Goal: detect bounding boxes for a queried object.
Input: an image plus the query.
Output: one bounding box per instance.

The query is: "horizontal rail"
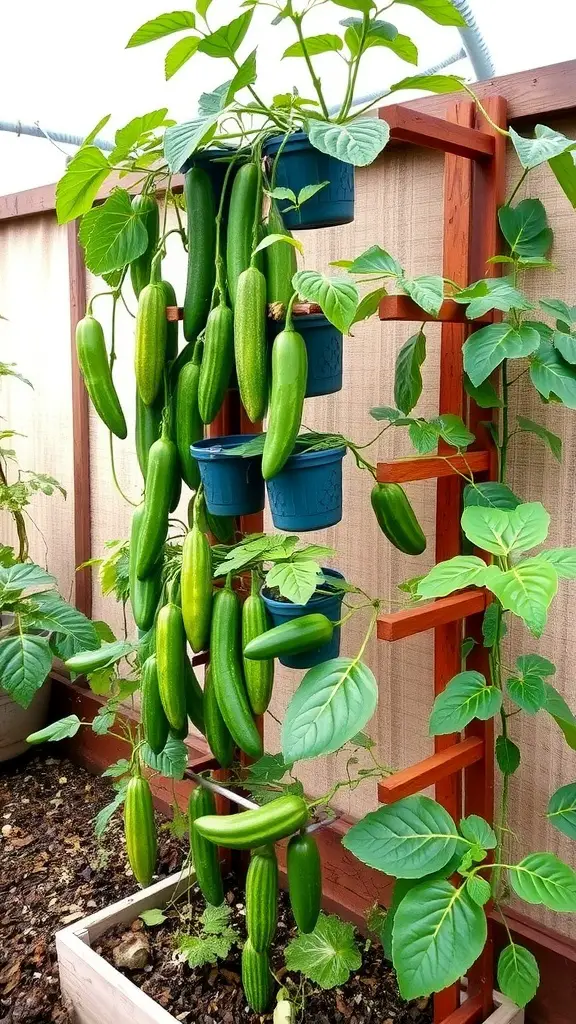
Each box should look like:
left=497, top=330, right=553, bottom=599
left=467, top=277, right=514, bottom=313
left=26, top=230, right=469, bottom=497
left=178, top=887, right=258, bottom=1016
left=377, top=737, right=484, bottom=802
left=437, top=994, right=485, bottom=1024
left=384, top=104, right=495, bottom=160
left=191, top=651, right=209, bottom=667
left=377, top=590, right=487, bottom=642
left=167, top=303, right=323, bottom=323
left=376, top=451, right=490, bottom=484
left=379, top=295, right=493, bottom=324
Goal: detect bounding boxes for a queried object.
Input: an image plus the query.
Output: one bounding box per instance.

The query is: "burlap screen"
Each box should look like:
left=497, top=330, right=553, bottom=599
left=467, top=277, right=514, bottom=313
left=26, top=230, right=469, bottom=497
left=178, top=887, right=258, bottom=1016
left=1, top=119, right=576, bottom=937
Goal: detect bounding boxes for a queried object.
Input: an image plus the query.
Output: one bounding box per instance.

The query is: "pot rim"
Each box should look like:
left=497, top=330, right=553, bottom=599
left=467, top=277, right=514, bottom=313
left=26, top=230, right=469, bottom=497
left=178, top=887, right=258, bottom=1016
left=191, top=434, right=263, bottom=460
left=261, top=567, right=345, bottom=608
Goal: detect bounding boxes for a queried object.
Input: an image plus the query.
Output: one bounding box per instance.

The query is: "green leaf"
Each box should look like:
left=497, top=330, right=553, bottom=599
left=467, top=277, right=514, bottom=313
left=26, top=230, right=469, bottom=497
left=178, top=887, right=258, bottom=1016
left=394, top=0, right=466, bottom=25
left=196, top=0, right=213, bottom=18
left=352, top=286, right=388, bottom=325
left=253, top=233, right=304, bottom=257
left=95, top=786, right=126, bottom=839
left=508, top=852, right=576, bottom=911
left=56, top=146, right=110, bottom=223
left=292, top=270, right=359, bottom=333
left=431, top=413, right=474, bottom=449
left=344, top=18, right=397, bottom=58
left=297, top=181, right=330, bottom=206
left=553, top=329, right=576, bottom=365
left=510, top=124, right=575, bottom=170
left=307, top=118, right=390, bottom=167
left=393, top=879, right=486, bottom=999
left=226, top=48, right=257, bottom=101
left=394, top=331, right=426, bottom=415
left=330, top=0, right=376, bottom=11
left=506, top=675, right=547, bottom=715
left=517, top=416, right=562, bottom=461
left=31, top=592, right=98, bottom=650
left=108, top=109, right=170, bottom=163
left=178, top=932, right=235, bottom=968
left=142, top=734, right=188, bottom=779
left=517, top=653, right=555, bottom=677
left=463, top=482, right=521, bottom=510
left=285, top=913, right=361, bottom=989
left=417, top=556, right=489, bottom=599
left=466, top=875, right=491, bottom=906
left=284, top=34, right=343, bottom=58
left=102, top=758, right=131, bottom=778
left=496, top=735, right=521, bottom=775
left=461, top=502, right=550, bottom=557
left=127, top=11, right=196, bottom=46
left=83, top=114, right=112, bottom=147
left=530, top=338, right=576, bottom=408
left=547, top=783, right=576, bottom=840
left=198, top=81, right=232, bottom=116
left=498, top=199, right=552, bottom=258
left=538, top=547, right=576, bottom=579
left=463, top=374, right=503, bottom=409
left=0, top=562, right=55, bottom=600
left=484, top=560, right=557, bottom=636
left=401, top=275, right=444, bottom=317
left=282, top=657, right=378, bottom=762
left=429, top=671, right=501, bottom=736
left=539, top=297, right=576, bottom=327
left=92, top=709, right=115, bottom=735
left=544, top=684, right=576, bottom=750
left=0, top=634, right=52, bottom=709
left=348, top=245, right=402, bottom=277
left=369, top=405, right=401, bottom=421
left=463, top=323, right=540, bottom=386
left=497, top=944, right=540, bottom=1008
left=164, top=113, right=220, bottom=172
left=265, top=560, right=321, bottom=605
left=197, top=11, right=253, bottom=57
left=389, top=73, right=465, bottom=94
left=79, top=188, right=148, bottom=275
left=481, top=603, right=505, bottom=648
left=549, top=149, right=576, bottom=207
left=165, top=35, right=200, bottom=79
left=343, top=794, right=462, bottom=878
left=27, top=714, right=81, bottom=745
left=455, top=277, right=533, bottom=320
left=459, top=815, right=497, bottom=850
left=408, top=419, right=441, bottom=454
left=140, top=908, right=167, bottom=927
left=266, top=186, right=297, bottom=203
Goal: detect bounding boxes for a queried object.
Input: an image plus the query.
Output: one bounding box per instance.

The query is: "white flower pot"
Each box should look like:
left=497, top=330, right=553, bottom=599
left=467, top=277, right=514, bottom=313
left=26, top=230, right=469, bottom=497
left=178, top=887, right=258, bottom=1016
left=0, top=681, right=51, bottom=762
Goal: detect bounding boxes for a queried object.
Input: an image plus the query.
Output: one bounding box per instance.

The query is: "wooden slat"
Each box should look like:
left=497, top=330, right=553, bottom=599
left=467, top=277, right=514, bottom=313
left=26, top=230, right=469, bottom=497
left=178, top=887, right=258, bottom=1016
left=377, top=737, right=484, bottom=802
left=191, top=651, right=209, bottom=667
left=377, top=451, right=489, bottom=484
left=186, top=755, right=219, bottom=774
left=377, top=591, right=487, bottom=642
left=378, top=295, right=493, bottom=324
left=437, top=995, right=484, bottom=1024
left=384, top=104, right=494, bottom=159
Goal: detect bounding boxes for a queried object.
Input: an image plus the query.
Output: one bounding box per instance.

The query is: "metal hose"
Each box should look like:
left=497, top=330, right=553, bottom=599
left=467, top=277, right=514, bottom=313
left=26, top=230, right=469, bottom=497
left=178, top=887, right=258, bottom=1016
left=451, top=0, right=495, bottom=80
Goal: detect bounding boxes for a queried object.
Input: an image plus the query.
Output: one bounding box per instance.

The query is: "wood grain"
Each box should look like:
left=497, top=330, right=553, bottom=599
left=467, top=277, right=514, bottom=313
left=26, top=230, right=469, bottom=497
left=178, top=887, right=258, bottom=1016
left=378, top=591, right=487, bottom=642
left=377, top=451, right=489, bottom=483
left=384, top=104, right=494, bottom=159
left=377, top=737, right=484, bottom=802
left=379, top=295, right=493, bottom=324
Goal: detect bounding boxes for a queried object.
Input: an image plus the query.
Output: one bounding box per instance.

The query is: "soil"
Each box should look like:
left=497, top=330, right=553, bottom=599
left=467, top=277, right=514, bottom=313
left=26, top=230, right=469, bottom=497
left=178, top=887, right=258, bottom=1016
left=0, top=751, right=183, bottom=1024
left=98, top=877, right=433, bottom=1024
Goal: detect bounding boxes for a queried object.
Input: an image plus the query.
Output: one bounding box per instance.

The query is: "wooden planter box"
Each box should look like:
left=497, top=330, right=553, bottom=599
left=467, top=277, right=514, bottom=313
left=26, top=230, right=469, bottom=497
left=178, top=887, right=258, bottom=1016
left=56, top=871, right=525, bottom=1024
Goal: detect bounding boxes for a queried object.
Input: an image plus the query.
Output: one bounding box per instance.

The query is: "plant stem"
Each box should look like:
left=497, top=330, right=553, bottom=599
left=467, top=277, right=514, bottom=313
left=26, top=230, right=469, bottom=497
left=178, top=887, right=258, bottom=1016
left=339, top=16, right=370, bottom=122
left=290, top=14, right=330, bottom=118
left=461, top=85, right=511, bottom=138
left=500, top=360, right=510, bottom=482
left=506, top=168, right=530, bottom=206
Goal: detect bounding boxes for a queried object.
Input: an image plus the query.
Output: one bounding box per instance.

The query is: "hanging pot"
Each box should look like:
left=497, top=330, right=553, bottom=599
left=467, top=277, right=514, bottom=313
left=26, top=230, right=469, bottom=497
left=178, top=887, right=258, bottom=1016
left=191, top=435, right=265, bottom=517
left=269, top=314, right=343, bottom=397
left=261, top=568, right=345, bottom=669
left=263, top=131, right=354, bottom=230
left=266, top=446, right=346, bottom=531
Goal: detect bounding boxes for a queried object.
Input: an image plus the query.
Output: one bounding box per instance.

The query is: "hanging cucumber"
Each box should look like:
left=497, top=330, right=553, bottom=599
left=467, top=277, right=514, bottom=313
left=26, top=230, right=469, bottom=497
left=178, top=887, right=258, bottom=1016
left=371, top=482, right=427, bottom=555
left=183, top=167, right=216, bottom=341
left=206, top=509, right=236, bottom=544
left=194, top=795, right=308, bottom=849
left=129, top=503, right=162, bottom=631
left=242, top=573, right=274, bottom=714
left=75, top=315, right=127, bottom=439
left=156, top=594, right=187, bottom=733
left=204, top=665, right=235, bottom=769
left=189, top=785, right=224, bottom=906
left=198, top=302, right=234, bottom=425
left=124, top=776, right=157, bottom=887
left=244, top=614, right=333, bottom=661
left=130, top=194, right=160, bottom=299
left=262, top=323, right=307, bottom=480
left=181, top=494, right=213, bottom=652
left=135, top=255, right=168, bottom=406
left=287, top=831, right=322, bottom=933
left=226, top=162, right=260, bottom=307
left=264, top=204, right=297, bottom=315
left=184, top=657, right=205, bottom=734
left=136, top=425, right=177, bottom=579
left=234, top=265, right=268, bottom=423
left=135, top=390, right=162, bottom=481
left=210, top=578, right=263, bottom=760
left=246, top=846, right=278, bottom=952
left=175, top=341, right=203, bottom=490
left=141, top=654, right=169, bottom=755
left=242, top=940, right=274, bottom=1014
left=162, top=280, right=179, bottom=363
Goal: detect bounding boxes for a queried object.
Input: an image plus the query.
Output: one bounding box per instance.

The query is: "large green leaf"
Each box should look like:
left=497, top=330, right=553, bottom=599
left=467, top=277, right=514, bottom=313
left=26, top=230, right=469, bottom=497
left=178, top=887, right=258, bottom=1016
left=31, top=592, right=99, bottom=651
left=394, top=331, right=426, bottom=414
left=165, top=36, right=200, bottom=79
left=506, top=674, right=546, bottom=715
left=352, top=286, right=388, bottom=324
left=539, top=297, right=576, bottom=328
left=79, top=188, right=148, bottom=275
left=198, top=11, right=253, bottom=57
left=265, top=560, right=321, bottom=605
left=538, top=547, right=576, bottom=578
left=459, top=814, right=497, bottom=850
left=389, top=73, right=465, bottom=94
left=417, top=556, right=489, bottom=599
left=307, top=118, right=390, bottom=167
left=463, top=482, right=521, bottom=510
left=463, top=374, right=503, bottom=409
left=408, top=418, right=442, bottom=454
left=344, top=18, right=397, bottom=58
left=284, top=914, right=361, bottom=988
left=517, top=416, right=562, bottom=461
left=461, top=502, right=550, bottom=557
left=553, top=329, right=576, bottom=365
left=226, top=48, right=257, bottom=101
left=393, top=0, right=467, bottom=25
left=282, top=657, right=378, bottom=762
left=544, top=684, right=576, bottom=750
left=126, top=11, right=196, bottom=46
left=497, top=944, right=540, bottom=1008
left=496, top=735, right=521, bottom=775
left=27, top=714, right=82, bottom=745
left=549, top=149, right=576, bottom=208
left=547, top=783, right=576, bottom=840
left=284, top=34, right=343, bottom=58
left=401, top=275, right=444, bottom=317
left=463, top=323, right=540, bottom=386
left=198, top=81, right=232, bottom=116
left=55, top=146, right=111, bottom=224
left=108, top=109, right=171, bottom=163
left=292, top=270, right=358, bottom=333
left=431, top=413, right=474, bottom=449
left=530, top=339, right=576, bottom=408
left=0, top=562, right=55, bottom=601
left=142, top=734, right=188, bottom=779
left=429, top=671, right=501, bottom=735
left=510, top=125, right=575, bottom=170
left=0, top=634, right=52, bottom=709
left=393, top=880, right=486, bottom=998
left=348, top=245, right=402, bottom=277
left=508, top=852, right=576, bottom=911
left=343, top=795, right=462, bottom=878
left=483, top=560, right=558, bottom=637
left=455, top=277, right=533, bottom=319
left=498, top=199, right=553, bottom=259
left=164, top=113, right=220, bottom=172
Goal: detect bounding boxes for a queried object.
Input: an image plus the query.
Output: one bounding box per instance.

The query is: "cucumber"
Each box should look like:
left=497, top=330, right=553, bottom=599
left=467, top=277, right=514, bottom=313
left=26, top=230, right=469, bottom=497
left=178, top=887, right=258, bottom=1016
left=242, top=574, right=274, bottom=714
left=136, top=432, right=177, bottom=579
left=204, top=666, right=235, bottom=769
left=134, top=257, right=168, bottom=407
left=135, top=390, right=162, bottom=481
left=130, top=195, right=160, bottom=299
left=234, top=265, right=268, bottom=423
left=181, top=503, right=213, bottom=652
left=189, top=785, right=224, bottom=906
left=183, top=167, right=216, bottom=341
left=242, top=939, right=274, bottom=1013
left=156, top=601, right=187, bottom=732
left=371, top=482, right=427, bottom=555
left=185, top=657, right=205, bottom=734
left=206, top=509, right=236, bottom=544
left=287, top=832, right=322, bottom=933
left=198, top=302, right=234, bottom=425
left=243, top=613, right=333, bottom=661
left=264, top=203, right=297, bottom=315
left=210, top=580, right=263, bottom=760
left=194, top=795, right=308, bottom=849
left=162, top=279, right=179, bottom=363
left=75, top=315, right=127, bottom=440
left=175, top=344, right=203, bottom=490
left=141, top=655, right=170, bottom=755
left=262, top=328, right=307, bottom=480
left=246, top=846, right=278, bottom=952
left=129, top=503, right=163, bottom=631
left=226, top=162, right=260, bottom=307
left=124, top=776, right=157, bottom=887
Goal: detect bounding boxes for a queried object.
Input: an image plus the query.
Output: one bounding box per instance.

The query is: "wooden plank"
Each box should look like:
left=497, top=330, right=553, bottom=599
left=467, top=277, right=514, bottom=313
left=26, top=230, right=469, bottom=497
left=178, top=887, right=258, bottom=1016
left=384, top=104, right=494, bottom=159
left=377, top=737, right=484, bottom=802
left=378, top=591, right=487, bottom=642
left=67, top=221, right=92, bottom=617
left=379, top=295, right=493, bottom=324
left=377, top=451, right=489, bottom=483
left=439, top=996, right=485, bottom=1024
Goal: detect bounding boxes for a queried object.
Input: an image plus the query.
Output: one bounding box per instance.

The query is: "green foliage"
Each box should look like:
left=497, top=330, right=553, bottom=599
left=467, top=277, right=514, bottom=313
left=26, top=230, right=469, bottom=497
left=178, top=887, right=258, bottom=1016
left=95, top=781, right=127, bottom=840
left=27, top=715, right=82, bottom=744
left=509, top=124, right=575, bottom=170
left=498, top=199, right=553, bottom=259
left=284, top=914, right=361, bottom=989
left=79, top=188, right=149, bottom=275
left=394, top=332, right=426, bottom=415
left=176, top=901, right=240, bottom=968
left=508, top=853, right=576, bottom=911
left=292, top=270, right=359, bottom=333
left=529, top=338, right=576, bottom=408
left=142, top=733, right=188, bottom=779
left=461, top=502, right=550, bottom=557
left=547, top=782, right=576, bottom=840
left=307, top=118, right=390, bottom=167
left=496, top=736, right=521, bottom=775
left=126, top=11, right=196, bottom=47
left=429, top=671, right=502, bottom=735
left=139, top=908, right=167, bottom=927
left=497, top=944, right=540, bottom=1008
left=463, top=322, right=540, bottom=386
left=56, top=146, right=111, bottom=223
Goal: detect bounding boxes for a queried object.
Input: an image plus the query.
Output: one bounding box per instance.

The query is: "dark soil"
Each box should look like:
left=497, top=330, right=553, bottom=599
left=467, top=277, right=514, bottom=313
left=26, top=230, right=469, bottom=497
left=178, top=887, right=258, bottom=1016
left=0, top=752, right=183, bottom=1024
left=98, top=878, right=432, bottom=1024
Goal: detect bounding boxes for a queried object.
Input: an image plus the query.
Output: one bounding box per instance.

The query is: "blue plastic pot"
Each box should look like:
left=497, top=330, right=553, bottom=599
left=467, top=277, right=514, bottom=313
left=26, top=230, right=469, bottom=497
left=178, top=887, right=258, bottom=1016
left=263, top=132, right=354, bottom=230
left=269, top=314, right=343, bottom=397
left=261, top=568, right=345, bottom=669
left=266, top=446, right=346, bottom=532
left=191, top=435, right=264, bottom=517
left=180, top=147, right=241, bottom=200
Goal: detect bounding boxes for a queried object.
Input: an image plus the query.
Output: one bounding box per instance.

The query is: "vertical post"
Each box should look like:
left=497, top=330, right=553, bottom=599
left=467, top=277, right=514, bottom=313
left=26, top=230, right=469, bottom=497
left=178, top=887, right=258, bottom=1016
left=67, top=220, right=92, bottom=617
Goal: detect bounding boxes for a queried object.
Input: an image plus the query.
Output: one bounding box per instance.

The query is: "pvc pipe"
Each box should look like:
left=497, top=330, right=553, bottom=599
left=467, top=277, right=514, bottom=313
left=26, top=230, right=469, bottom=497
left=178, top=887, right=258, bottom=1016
left=451, top=0, right=495, bottom=80
left=0, top=119, right=114, bottom=151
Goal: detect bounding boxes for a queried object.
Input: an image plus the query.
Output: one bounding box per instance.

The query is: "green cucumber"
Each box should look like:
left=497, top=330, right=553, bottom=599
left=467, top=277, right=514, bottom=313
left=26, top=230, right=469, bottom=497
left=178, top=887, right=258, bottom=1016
left=130, top=195, right=160, bottom=299
left=189, top=785, right=224, bottom=906
left=287, top=832, right=322, bottom=933
left=175, top=343, right=203, bottom=490
left=198, top=302, right=234, bottom=425
left=75, top=315, right=127, bottom=440
left=234, top=265, right=268, bottom=423
left=244, top=613, right=333, bottom=661
left=183, top=167, right=216, bottom=341
left=124, top=776, right=157, bottom=887
left=242, top=574, right=274, bottom=714
left=264, top=203, right=297, bottom=315
left=226, top=162, right=260, bottom=307
left=246, top=846, right=278, bottom=952
left=135, top=390, right=162, bottom=481
left=134, top=256, right=167, bottom=407
left=185, top=657, right=205, bottom=734
left=204, top=665, right=235, bottom=769
left=162, top=280, right=179, bottom=363
left=129, top=503, right=163, bottom=631
left=136, top=430, right=177, bottom=579
left=181, top=500, right=213, bottom=652
left=371, top=482, right=427, bottom=555
left=194, top=795, right=308, bottom=849
left=140, top=655, right=170, bottom=756
left=156, top=600, right=187, bottom=732
left=242, top=939, right=274, bottom=1014
left=210, top=579, right=263, bottom=760
left=262, top=328, right=307, bottom=480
